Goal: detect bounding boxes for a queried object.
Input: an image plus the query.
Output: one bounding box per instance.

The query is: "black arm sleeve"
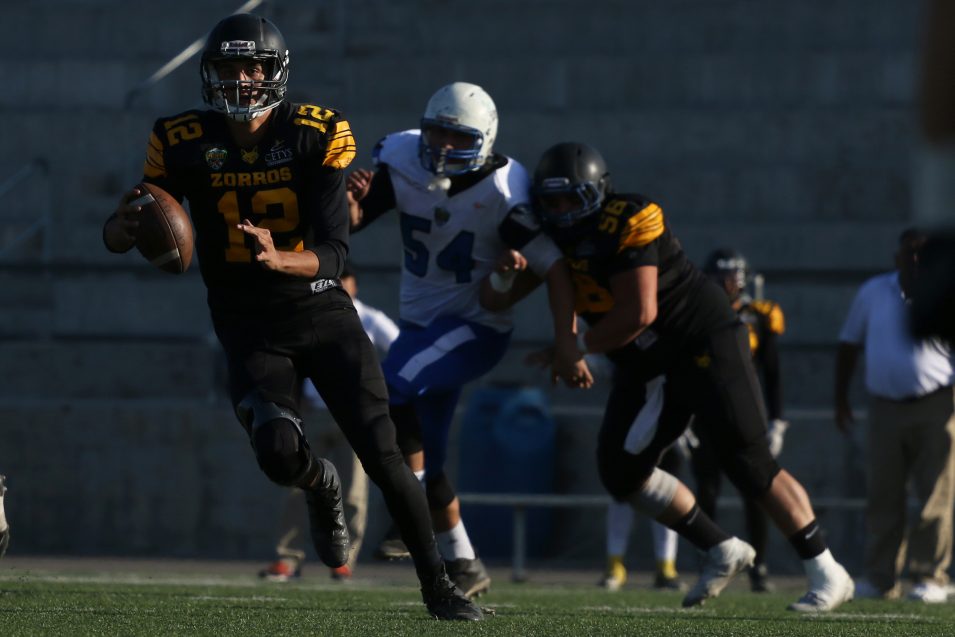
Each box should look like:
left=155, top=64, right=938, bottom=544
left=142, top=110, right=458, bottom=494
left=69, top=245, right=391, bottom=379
left=351, top=164, right=398, bottom=233
left=756, top=323, right=783, bottom=420
left=303, top=166, right=349, bottom=279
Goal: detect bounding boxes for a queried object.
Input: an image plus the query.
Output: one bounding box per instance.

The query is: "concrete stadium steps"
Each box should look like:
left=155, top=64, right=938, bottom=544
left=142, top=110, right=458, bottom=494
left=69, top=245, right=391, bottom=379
left=341, top=0, right=919, bottom=55
left=0, top=396, right=868, bottom=567
left=0, top=399, right=278, bottom=556
left=0, top=340, right=220, bottom=400
left=0, top=267, right=209, bottom=338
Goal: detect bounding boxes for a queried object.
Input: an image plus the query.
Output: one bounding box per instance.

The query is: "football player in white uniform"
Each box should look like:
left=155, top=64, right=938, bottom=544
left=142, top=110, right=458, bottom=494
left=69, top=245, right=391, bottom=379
left=348, top=82, right=588, bottom=597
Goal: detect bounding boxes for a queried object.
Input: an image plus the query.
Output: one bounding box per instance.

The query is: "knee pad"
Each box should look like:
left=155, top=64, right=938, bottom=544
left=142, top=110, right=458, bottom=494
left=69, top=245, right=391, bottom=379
left=627, top=467, right=679, bottom=518
left=424, top=471, right=456, bottom=510
left=238, top=392, right=314, bottom=487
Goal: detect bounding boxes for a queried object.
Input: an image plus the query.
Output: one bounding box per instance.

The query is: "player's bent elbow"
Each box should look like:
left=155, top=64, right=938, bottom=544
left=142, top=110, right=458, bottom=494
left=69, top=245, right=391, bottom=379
left=638, top=305, right=658, bottom=329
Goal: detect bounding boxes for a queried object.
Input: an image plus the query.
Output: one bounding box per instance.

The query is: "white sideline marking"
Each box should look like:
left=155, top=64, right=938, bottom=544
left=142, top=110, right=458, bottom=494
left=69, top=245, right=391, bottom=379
left=581, top=605, right=941, bottom=623
left=0, top=572, right=375, bottom=591
left=190, top=595, right=287, bottom=603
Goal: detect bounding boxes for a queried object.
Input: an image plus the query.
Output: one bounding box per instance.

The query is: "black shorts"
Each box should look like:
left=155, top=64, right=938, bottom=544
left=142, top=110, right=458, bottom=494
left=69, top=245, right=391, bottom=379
left=597, top=323, right=780, bottom=499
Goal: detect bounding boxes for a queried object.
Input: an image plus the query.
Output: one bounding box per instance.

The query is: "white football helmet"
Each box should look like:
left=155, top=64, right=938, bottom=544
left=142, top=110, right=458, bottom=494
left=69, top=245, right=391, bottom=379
left=418, top=82, right=498, bottom=176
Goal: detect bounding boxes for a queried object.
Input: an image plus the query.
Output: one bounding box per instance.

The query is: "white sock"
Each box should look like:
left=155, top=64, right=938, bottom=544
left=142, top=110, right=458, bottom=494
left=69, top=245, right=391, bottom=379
left=436, top=520, right=476, bottom=561
left=651, top=521, right=678, bottom=562
left=606, top=502, right=634, bottom=557
left=0, top=481, right=6, bottom=531
left=803, top=549, right=839, bottom=584
left=413, top=470, right=425, bottom=488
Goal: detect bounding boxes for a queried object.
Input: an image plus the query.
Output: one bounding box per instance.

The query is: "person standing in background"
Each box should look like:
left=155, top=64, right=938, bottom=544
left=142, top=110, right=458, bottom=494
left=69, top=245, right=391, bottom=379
left=835, top=228, right=955, bottom=603
left=689, top=249, right=788, bottom=592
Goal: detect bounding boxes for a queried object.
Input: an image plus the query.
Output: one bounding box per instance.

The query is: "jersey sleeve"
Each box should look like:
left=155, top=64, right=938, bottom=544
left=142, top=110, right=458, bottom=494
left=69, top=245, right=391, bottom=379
left=293, top=106, right=355, bottom=277
left=752, top=300, right=785, bottom=335
left=608, top=200, right=666, bottom=273
left=292, top=104, right=357, bottom=169
left=141, top=118, right=187, bottom=202
left=498, top=206, right=561, bottom=277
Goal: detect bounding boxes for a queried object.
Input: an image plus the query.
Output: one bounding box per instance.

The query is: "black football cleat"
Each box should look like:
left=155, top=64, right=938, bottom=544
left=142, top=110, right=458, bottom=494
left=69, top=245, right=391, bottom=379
left=373, top=523, right=411, bottom=561
left=421, top=569, right=484, bottom=621
left=305, top=458, right=349, bottom=568
left=445, top=556, right=491, bottom=598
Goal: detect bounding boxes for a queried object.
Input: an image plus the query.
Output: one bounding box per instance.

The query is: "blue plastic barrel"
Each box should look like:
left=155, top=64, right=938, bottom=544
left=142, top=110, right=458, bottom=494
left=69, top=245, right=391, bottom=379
left=457, top=386, right=555, bottom=558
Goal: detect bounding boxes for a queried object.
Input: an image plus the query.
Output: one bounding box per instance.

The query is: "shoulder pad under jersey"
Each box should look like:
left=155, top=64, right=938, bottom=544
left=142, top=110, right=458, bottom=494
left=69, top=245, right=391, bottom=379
left=291, top=103, right=357, bottom=169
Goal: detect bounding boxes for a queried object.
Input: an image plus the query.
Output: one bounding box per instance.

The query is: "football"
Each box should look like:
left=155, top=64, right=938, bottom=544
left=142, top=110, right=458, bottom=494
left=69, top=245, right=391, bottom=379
left=131, top=182, right=193, bottom=274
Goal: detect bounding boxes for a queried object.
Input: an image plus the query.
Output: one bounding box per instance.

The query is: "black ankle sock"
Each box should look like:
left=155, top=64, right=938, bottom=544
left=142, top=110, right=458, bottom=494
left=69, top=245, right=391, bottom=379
left=670, top=504, right=731, bottom=551
left=788, top=520, right=826, bottom=560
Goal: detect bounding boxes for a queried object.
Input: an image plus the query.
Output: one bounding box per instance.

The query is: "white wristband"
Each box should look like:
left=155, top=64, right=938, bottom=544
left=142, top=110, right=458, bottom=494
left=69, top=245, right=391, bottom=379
left=576, top=331, right=589, bottom=354
left=489, top=270, right=516, bottom=293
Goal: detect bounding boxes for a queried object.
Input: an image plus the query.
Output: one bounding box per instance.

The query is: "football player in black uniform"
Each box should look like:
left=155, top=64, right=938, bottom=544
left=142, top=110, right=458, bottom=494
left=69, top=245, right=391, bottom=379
left=102, top=13, right=481, bottom=621
left=496, top=142, right=853, bottom=611
left=689, top=249, right=789, bottom=592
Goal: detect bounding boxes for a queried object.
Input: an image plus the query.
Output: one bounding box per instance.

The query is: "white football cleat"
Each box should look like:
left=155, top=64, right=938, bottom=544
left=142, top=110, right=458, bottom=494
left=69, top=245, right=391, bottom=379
left=788, top=551, right=854, bottom=612
left=908, top=582, right=949, bottom=604
left=682, top=538, right=756, bottom=607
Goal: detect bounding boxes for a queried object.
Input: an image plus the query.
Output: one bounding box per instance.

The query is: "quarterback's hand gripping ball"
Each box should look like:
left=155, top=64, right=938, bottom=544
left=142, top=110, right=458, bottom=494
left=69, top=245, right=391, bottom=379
left=130, top=183, right=194, bottom=274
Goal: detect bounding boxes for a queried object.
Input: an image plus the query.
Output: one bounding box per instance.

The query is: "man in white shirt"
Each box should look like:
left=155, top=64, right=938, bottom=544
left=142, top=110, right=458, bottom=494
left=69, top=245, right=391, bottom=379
left=835, top=228, right=955, bottom=603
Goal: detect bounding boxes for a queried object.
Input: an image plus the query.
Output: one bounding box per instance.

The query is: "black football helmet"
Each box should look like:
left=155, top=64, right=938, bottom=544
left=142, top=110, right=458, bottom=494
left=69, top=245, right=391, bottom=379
left=531, top=142, right=612, bottom=231
left=704, top=248, right=750, bottom=300
left=200, top=14, right=289, bottom=121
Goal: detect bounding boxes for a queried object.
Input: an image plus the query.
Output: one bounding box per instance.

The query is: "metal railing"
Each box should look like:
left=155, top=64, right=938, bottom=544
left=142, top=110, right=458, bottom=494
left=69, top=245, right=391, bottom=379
left=0, top=158, right=52, bottom=262
left=458, top=492, right=866, bottom=582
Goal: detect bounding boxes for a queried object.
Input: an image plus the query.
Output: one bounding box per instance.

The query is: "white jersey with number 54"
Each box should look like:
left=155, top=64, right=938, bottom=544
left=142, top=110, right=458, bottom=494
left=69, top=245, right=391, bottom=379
left=375, top=130, right=560, bottom=332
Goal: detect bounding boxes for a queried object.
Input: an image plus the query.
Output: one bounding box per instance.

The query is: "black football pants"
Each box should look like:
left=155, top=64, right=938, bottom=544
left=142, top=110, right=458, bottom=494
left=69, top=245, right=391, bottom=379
left=212, top=289, right=443, bottom=581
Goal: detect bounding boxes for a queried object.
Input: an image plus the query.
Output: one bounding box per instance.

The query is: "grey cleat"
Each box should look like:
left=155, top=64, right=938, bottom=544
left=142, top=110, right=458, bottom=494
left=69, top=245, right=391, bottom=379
left=373, top=522, right=411, bottom=561
left=445, top=556, right=491, bottom=599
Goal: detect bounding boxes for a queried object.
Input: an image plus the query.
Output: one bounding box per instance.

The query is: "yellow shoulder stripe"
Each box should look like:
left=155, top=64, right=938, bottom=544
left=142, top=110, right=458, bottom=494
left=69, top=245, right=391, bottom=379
left=752, top=300, right=785, bottom=334
left=143, top=131, right=166, bottom=178
left=323, top=120, right=357, bottom=169
left=619, top=203, right=664, bottom=250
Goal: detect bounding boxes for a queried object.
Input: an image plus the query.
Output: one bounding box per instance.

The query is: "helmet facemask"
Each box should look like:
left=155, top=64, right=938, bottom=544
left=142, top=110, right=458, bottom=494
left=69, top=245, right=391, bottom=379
left=418, top=120, right=487, bottom=176
left=532, top=177, right=605, bottom=230
left=201, top=41, right=288, bottom=121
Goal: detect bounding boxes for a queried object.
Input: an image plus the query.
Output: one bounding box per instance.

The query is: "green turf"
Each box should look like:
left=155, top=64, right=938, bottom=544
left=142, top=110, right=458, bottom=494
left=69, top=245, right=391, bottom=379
left=1, top=575, right=954, bottom=636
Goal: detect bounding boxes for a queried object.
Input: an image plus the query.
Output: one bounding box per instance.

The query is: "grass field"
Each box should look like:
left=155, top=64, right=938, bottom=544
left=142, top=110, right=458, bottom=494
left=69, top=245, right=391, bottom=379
left=1, top=560, right=954, bottom=636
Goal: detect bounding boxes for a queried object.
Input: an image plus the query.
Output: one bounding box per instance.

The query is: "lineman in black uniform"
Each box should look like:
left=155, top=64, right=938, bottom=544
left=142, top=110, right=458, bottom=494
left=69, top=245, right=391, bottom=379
left=690, top=249, right=789, bottom=592
left=102, top=13, right=481, bottom=621
left=496, top=142, right=852, bottom=611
